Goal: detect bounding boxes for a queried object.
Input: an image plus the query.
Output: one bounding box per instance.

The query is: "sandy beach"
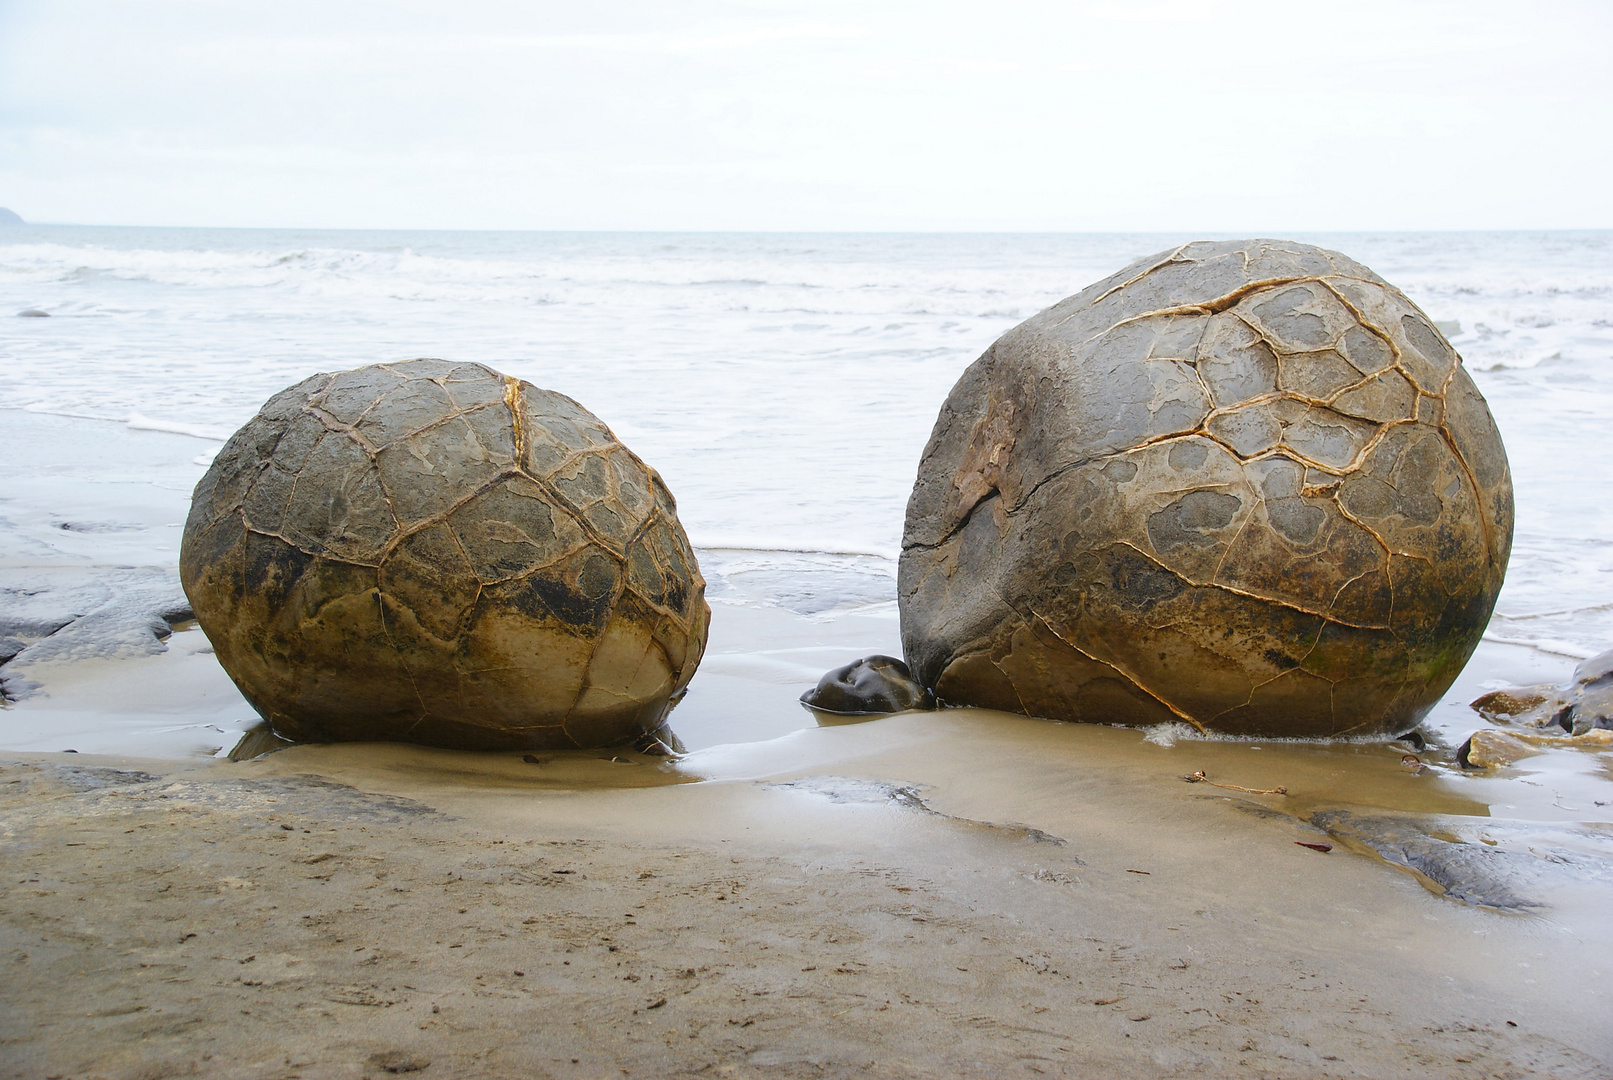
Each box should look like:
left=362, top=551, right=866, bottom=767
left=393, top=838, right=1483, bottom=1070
left=4, top=229, right=1613, bottom=1079
left=4, top=707, right=1612, bottom=1079
left=4, top=0, right=1613, bottom=1068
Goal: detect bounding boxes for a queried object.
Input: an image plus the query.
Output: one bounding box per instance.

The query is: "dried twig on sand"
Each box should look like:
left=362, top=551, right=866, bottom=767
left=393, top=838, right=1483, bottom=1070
left=1182, top=770, right=1287, bottom=796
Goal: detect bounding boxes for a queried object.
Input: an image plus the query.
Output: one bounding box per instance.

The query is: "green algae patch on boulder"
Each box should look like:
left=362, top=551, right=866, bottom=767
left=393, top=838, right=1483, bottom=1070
left=180, top=360, right=710, bottom=751
left=899, top=240, right=1512, bottom=738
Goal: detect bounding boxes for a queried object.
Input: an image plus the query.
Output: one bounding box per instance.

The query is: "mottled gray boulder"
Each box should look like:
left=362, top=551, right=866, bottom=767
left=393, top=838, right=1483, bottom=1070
left=800, top=655, right=935, bottom=715
left=181, top=360, right=710, bottom=751
left=900, top=240, right=1512, bottom=738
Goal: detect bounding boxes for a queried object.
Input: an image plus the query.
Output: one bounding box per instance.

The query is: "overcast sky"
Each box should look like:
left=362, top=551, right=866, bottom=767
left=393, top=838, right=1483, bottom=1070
left=1, top=0, right=1609, bottom=231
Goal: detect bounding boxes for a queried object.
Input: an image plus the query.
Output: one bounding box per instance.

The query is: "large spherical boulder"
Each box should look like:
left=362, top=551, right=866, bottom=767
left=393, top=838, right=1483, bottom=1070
left=900, top=240, right=1512, bottom=738
left=181, top=360, right=709, bottom=750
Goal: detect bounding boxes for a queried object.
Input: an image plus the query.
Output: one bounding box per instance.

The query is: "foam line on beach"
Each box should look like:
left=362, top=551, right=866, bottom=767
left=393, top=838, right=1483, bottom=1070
left=123, top=412, right=231, bottom=441
left=1480, top=632, right=1598, bottom=660
left=14, top=404, right=230, bottom=444
left=692, top=539, right=899, bottom=561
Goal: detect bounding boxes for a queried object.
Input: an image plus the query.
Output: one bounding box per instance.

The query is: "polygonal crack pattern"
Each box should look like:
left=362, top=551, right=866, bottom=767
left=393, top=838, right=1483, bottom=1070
left=179, top=359, right=710, bottom=751
left=899, top=240, right=1512, bottom=738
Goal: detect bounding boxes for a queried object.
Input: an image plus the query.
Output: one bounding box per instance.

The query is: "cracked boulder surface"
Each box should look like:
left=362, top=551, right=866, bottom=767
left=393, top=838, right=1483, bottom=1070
left=900, top=240, right=1512, bottom=738
left=179, top=360, right=710, bottom=751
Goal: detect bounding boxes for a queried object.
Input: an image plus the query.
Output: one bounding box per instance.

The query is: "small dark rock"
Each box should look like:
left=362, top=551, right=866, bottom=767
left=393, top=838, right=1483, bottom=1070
left=367, top=1050, right=430, bottom=1073
left=1470, top=688, right=1552, bottom=722
left=1395, top=728, right=1427, bottom=752
left=227, top=723, right=295, bottom=762
left=800, top=655, right=935, bottom=716
left=1472, top=647, right=1613, bottom=735
left=632, top=722, right=687, bottom=756
left=16, top=308, right=49, bottom=318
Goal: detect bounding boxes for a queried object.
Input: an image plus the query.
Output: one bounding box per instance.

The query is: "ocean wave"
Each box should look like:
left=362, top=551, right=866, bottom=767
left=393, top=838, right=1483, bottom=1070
left=0, top=237, right=1130, bottom=318
left=13, top=403, right=232, bottom=443
left=697, top=545, right=897, bottom=620
left=124, top=413, right=230, bottom=441
left=693, top=539, right=898, bottom=561
left=1480, top=633, right=1598, bottom=660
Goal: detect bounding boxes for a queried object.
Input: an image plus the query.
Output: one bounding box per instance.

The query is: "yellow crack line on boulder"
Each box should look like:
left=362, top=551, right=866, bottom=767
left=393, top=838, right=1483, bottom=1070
left=1328, top=492, right=1434, bottom=566
left=503, top=376, right=528, bottom=462
left=1434, top=420, right=1501, bottom=572
left=1077, top=243, right=1193, bottom=312
left=369, top=585, right=433, bottom=736
left=1208, top=484, right=1261, bottom=586
left=1071, top=272, right=1385, bottom=344
left=1105, top=539, right=1392, bottom=632
left=1019, top=604, right=1208, bottom=735
left=1313, top=278, right=1453, bottom=397
left=1205, top=620, right=1333, bottom=731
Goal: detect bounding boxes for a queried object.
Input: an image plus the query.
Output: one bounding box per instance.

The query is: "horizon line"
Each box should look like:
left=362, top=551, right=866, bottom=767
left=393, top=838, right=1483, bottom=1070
left=4, top=220, right=1612, bottom=236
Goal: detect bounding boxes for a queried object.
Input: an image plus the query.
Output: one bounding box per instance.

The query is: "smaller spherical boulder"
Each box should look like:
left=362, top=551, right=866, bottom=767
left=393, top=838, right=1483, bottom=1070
left=181, top=360, right=709, bottom=751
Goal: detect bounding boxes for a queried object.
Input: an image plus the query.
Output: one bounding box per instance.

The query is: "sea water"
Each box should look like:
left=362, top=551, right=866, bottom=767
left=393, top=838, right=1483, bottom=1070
left=3, top=227, right=1612, bottom=670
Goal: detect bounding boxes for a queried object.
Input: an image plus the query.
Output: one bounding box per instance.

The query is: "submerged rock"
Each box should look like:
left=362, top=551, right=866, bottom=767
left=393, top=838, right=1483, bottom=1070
left=1460, top=648, right=1613, bottom=767
left=800, top=655, right=935, bottom=715
left=1456, top=728, right=1612, bottom=769
left=1472, top=647, right=1613, bottom=735
left=899, top=240, right=1512, bottom=738
left=0, top=567, right=193, bottom=701
left=1468, top=687, right=1552, bottom=723
left=180, top=360, right=710, bottom=751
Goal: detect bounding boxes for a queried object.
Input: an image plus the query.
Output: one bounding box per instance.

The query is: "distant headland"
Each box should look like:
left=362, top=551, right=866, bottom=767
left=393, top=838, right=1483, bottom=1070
left=0, top=207, right=24, bottom=225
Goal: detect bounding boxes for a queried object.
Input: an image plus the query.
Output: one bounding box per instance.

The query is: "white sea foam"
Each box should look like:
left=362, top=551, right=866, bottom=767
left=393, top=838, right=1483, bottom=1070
left=2, top=227, right=1610, bottom=657
left=124, top=413, right=231, bottom=441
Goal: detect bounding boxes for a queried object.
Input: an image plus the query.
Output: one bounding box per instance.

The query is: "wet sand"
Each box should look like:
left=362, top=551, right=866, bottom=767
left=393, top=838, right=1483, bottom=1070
left=4, top=412, right=1613, bottom=1078
left=4, top=699, right=1613, bottom=1079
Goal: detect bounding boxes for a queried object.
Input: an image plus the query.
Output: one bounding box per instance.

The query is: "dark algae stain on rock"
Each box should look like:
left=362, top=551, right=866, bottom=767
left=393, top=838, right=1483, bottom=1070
left=899, top=240, right=1513, bottom=738
left=180, top=360, right=710, bottom=751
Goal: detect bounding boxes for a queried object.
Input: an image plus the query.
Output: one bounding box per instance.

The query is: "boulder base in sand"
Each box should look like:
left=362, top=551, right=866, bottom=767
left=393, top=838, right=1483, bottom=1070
left=899, top=240, right=1512, bottom=738
left=181, top=360, right=709, bottom=750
